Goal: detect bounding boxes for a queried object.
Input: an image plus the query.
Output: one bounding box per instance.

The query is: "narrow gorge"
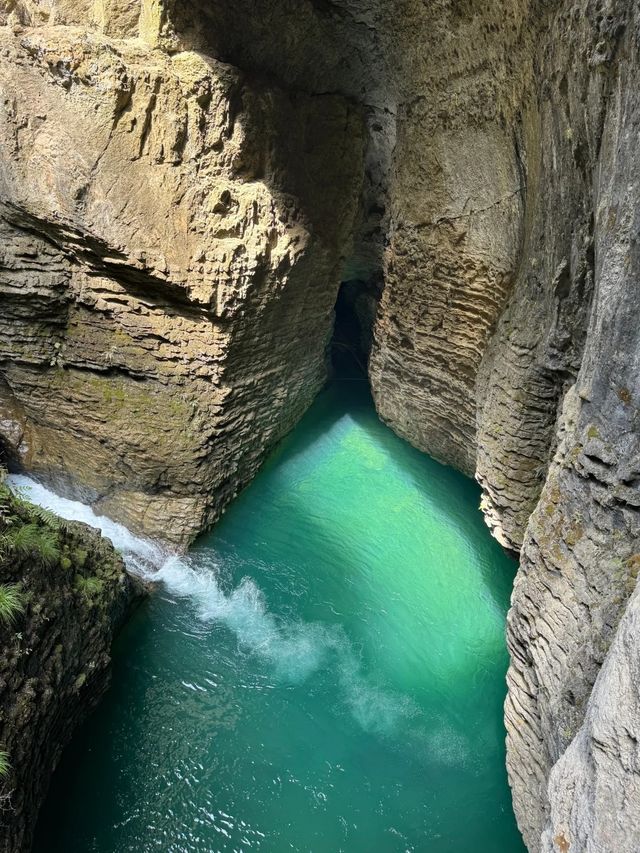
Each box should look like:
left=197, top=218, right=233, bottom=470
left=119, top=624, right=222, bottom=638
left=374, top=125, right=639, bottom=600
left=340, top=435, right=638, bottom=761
left=0, top=1, right=639, bottom=851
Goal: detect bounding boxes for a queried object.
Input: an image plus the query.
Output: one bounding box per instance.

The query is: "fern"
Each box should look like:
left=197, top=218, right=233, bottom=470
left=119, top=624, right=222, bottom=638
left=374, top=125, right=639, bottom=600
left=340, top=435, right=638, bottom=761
left=30, top=527, right=60, bottom=567
left=6, top=486, right=62, bottom=521
left=8, top=486, right=32, bottom=509
left=26, top=504, right=61, bottom=531
left=0, top=584, right=25, bottom=627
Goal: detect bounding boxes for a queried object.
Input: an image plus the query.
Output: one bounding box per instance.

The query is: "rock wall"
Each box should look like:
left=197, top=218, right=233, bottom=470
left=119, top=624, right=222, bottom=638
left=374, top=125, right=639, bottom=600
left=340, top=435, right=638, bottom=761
left=0, top=478, right=142, bottom=853
left=541, top=579, right=640, bottom=853
left=177, top=0, right=531, bottom=478
left=0, top=0, right=365, bottom=545
left=362, top=0, right=640, bottom=848
left=218, top=0, right=640, bottom=848
left=504, top=4, right=640, bottom=848
left=368, top=0, right=529, bottom=476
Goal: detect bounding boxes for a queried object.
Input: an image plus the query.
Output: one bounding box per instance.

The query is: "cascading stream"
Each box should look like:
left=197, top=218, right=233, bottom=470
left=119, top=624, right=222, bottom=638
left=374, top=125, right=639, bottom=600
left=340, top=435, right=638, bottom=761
left=12, top=383, right=524, bottom=852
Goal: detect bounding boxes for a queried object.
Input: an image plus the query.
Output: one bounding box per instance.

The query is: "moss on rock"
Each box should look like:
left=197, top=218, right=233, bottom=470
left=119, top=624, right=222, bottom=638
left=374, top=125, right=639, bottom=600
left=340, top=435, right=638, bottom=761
left=0, top=475, right=144, bottom=853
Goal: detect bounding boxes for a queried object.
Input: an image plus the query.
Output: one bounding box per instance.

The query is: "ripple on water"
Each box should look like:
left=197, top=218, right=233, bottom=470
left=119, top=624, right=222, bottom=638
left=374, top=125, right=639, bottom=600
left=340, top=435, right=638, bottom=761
left=18, top=383, right=524, bottom=853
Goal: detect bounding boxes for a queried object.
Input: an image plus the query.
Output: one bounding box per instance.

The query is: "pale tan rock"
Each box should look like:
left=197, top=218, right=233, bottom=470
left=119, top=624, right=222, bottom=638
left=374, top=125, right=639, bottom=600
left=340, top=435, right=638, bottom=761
left=368, top=0, right=530, bottom=476
left=0, top=13, right=364, bottom=544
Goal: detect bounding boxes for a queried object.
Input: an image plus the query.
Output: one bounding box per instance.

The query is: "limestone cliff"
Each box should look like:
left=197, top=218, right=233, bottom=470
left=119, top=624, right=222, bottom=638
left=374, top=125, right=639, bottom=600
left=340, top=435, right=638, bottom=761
left=541, top=579, right=640, bottom=853
left=489, top=5, right=640, bottom=851
left=0, top=477, right=142, bottom=853
left=168, top=1, right=529, bottom=479
left=0, top=0, right=364, bottom=545
left=367, top=0, right=640, bottom=846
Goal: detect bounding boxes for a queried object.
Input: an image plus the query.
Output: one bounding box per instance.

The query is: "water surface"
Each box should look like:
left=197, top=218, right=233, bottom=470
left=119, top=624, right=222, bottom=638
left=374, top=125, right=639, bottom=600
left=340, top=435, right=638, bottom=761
left=31, top=383, right=524, bottom=852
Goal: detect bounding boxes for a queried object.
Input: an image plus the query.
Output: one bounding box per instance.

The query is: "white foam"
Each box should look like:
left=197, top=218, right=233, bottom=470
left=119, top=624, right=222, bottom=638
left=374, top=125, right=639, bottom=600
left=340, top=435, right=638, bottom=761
left=6, top=474, right=163, bottom=572
left=155, top=553, right=332, bottom=683
left=7, top=474, right=417, bottom=734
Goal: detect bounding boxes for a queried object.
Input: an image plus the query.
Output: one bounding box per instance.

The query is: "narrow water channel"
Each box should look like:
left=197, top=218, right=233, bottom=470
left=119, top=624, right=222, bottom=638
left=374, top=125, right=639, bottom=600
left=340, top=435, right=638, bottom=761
left=26, top=382, right=524, bottom=852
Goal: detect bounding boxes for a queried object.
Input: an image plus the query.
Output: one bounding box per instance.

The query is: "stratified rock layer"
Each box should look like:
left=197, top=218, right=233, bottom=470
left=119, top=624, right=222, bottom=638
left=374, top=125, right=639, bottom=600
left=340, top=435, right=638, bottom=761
left=368, top=0, right=528, bottom=476
left=0, top=3, right=364, bottom=545
left=504, top=4, right=640, bottom=847
left=541, top=581, right=640, bottom=853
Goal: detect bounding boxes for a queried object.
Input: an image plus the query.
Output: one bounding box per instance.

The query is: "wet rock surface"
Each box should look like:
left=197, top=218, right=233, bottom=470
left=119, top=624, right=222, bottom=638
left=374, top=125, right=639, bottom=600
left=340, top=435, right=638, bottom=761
left=0, top=480, right=143, bottom=853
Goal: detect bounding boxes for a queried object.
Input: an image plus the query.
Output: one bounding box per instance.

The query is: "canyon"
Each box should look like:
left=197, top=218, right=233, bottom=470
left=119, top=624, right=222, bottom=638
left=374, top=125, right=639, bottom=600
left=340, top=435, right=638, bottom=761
left=0, top=0, right=639, bottom=851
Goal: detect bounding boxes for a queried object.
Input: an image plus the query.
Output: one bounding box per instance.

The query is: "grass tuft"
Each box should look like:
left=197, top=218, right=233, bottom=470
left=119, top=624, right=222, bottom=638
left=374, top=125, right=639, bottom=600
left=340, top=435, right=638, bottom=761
left=0, top=750, right=10, bottom=779
left=0, top=584, right=25, bottom=627
left=0, top=524, right=60, bottom=567
left=74, top=575, right=104, bottom=600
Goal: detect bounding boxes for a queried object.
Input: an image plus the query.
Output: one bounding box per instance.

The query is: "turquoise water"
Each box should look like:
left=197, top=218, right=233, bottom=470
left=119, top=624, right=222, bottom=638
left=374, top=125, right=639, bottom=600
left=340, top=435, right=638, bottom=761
left=34, top=383, right=524, bottom=852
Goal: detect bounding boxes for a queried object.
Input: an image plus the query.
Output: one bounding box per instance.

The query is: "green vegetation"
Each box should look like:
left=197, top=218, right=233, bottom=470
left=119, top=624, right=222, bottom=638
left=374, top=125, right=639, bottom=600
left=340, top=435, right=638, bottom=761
left=0, top=479, right=62, bottom=568
left=71, top=548, right=88, bottom=569
left=0, top=523, right=60, bottom=567
left=74, top=575, right=104, bottom=600
left=0, top=583, right=25, bottom=627
left=0, top=476, right=113, bottom=621
left=0, top=750, right=10, bottom=779
left=24, top=503, right=63, bottom=531
left=5, top=487, right=66, bottom=532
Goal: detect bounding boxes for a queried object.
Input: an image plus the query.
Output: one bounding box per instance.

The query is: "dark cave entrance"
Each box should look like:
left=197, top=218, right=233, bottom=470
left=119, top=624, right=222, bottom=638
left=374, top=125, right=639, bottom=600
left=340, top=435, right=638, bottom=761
left=329, top=278, right=381, bottom=381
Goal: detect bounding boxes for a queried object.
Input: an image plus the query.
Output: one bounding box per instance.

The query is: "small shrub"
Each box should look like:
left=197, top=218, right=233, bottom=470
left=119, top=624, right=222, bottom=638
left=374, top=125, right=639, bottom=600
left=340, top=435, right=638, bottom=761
left=0, top=584, right=25, bottom=627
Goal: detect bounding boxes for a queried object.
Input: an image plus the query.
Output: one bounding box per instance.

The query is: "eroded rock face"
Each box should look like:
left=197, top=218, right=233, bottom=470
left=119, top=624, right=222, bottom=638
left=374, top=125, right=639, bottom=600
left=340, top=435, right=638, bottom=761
left=504, top=4, right=640, bottom=846
left=368, top=0, right=529, bottom=476
left=189, top=0, right=532, bottom=477
left=0, top=1, right=364, bottom=544
left=474, top=2, right=607, bottom=555
left=541, top=580, right=640, bottom=853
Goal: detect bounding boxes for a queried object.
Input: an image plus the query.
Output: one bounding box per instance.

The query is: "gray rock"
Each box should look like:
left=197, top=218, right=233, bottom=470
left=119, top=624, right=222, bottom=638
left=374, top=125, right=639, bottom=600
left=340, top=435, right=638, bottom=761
left=541, top=580, right=640, bottom=853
